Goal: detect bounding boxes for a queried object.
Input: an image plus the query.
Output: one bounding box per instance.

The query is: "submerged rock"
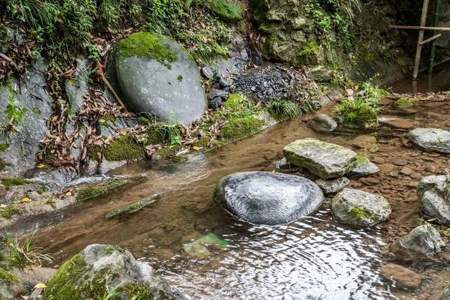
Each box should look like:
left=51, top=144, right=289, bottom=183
left=391, top=224, right=445, bottom=261
left=380, top=263, right=423, bottom=290
left=442, top=286, right=450, bottom=300
left=417, top=175, right=450, bottom=225
left=214, top=171, right=324, bottom=225
left=409, top=128, right=450, bottom=153
left=183, top=233, right=229, bottom=259
left=283, top=138, right=357, bottom=179
left=309, top=114, right=337, bottom=133
left=114, top=32, right=206, bottom=125
left=315, top=177, right=350, bottom=195
left=331, top=188, right=391, bottom=228
left=44, top=244, right=180, bottom=300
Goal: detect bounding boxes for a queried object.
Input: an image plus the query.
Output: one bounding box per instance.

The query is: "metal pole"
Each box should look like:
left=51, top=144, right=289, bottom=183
left=413, top=0, right=431, bottom=80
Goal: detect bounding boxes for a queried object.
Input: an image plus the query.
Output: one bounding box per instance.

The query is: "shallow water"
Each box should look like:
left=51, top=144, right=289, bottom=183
left=28, top=95, right=450, bottom=300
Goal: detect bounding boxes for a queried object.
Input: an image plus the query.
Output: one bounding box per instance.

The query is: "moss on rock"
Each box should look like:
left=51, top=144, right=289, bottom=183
left=1, top=177, right=30, bottom=188
left=0, top=204, right=21, bottom=219
left=205, top=0, right=243, bottom=22
left=76, top=179, right=129, bottom=202
left=349, top=206, right=374, bottom=222
left=117, top=32, right=177, bottom=68
left=220, top=114, right=264, bottom=140
left=104, top=135, right=146, bottom=162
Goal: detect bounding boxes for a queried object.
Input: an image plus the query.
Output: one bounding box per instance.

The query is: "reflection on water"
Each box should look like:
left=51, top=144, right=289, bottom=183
left=155, top=210, right=391, bottom=300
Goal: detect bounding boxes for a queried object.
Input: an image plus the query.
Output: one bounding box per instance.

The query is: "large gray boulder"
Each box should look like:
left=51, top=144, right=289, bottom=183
left=418, top=175, right=450, bottom=225
left=0, top=59, right=53, bottom=175
left=114, top=32, right=207, bottom=125
left=391, top=224, right=445, bottom=261
left=44, top=244, right=181, bottom=300
left=283, top=138, right=357, bottom=179
left=331, top=188, right=392, bottom=228
left=409, top=128, right=450, bottom=153
left=214, top=171, right=325, bottom=225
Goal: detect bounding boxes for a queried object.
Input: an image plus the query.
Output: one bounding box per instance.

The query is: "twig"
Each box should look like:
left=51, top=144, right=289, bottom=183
left=0, top=52, right=18, bottom=68
left=96, top=60, right=127, bottom=110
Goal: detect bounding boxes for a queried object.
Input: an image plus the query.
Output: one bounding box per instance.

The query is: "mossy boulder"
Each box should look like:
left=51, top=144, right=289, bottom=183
left=331, top=188, right=392, bottom=228
left=44, top=244, right=180, bottom=300
left=283, top=138, right=357, bottom=179
left=204, top=0, right=243, bottom=22
left=114, top=32, right=206, bottom=125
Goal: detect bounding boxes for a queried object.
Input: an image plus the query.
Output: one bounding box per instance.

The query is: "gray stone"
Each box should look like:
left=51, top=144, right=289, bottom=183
left=409, top=128, right=450, bottom=153
left=208, top=89, right=229, bottom=100
left=65, top=57, right=89, bottom=112
left=331, top=188, right=392, bottom=228
left=395, top=224, right=445, bottom=259
left=316, top=177, right=350, bottom=195
left=283, top=138, right=357, bottom=179
left=201, top=66, right=215, bottom=80
left=441, top=286, right=450, bottom=300
left=349, top=160, right=380, bottom=177
left=0, top=59, right=53, bottom=175
left=309, top=114, right=337, bottom=133
left=45, top=244, right=182, bottom=299
left=115, top=33, right=206, bottom=125
left=417, top=175, right=450, bottom=225
left=214, top=171, right=324, bottom=225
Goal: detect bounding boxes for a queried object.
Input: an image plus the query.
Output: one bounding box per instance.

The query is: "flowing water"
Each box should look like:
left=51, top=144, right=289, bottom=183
left=25, top=85, right=450, bottom=299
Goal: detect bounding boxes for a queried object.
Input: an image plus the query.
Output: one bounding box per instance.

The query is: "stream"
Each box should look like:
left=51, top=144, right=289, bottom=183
left=25, top=80, right=450, bottom=299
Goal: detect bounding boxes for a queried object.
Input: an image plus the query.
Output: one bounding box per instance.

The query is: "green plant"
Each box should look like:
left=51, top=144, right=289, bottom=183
left=203, top=0, right=243, bottom=22
left=336, top=97, right=378, bottom=126
left=0, top=205, right=21, bottom=219
left=146, top=123, right=183, bottom=146
left=268, top=100, right=301, bottom=120
left=5, top=236, right=53, bottom=269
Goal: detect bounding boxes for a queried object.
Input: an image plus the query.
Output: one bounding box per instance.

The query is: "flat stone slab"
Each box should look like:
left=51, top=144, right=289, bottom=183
left=283, top=138, right=357, bottom=179
left=214, top=171, right=324, bottom=225
left=417, top=175, right=450, bottom=225
left=316, top=177, right=350, bottom=195
left=409, top=128, right=450, bottom=153
left=331, top=188, right=391, bottom=228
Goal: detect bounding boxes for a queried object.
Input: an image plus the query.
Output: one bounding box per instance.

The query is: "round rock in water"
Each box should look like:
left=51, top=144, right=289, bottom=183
left=115, top=32, right=207, bottom=125
left=408, top=128, right=450, bottom=153
left=418, top=175, right=450, bottom=225
left=331, top=188, right=391, bottom=228
left=214, top=171, right=325, bottom=225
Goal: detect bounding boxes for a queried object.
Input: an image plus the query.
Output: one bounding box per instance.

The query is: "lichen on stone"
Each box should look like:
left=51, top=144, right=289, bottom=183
left=117, top=32, right=177, bottom=68
left=349, top=206, right=374, bottom=221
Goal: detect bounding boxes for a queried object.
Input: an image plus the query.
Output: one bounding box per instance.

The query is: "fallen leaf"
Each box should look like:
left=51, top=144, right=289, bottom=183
left=34, top=282, right=47, bottom=289
left=21, top=197, right=31, bottom=204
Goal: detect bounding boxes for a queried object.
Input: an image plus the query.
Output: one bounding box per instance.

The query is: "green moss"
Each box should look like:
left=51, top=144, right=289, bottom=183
left=104, top=135, right=145, bottom=162
left=354, top=154, right=369, bottom=167
left=0, top=205, right=21, bottom=219
left=220, top=114, right=264, bottom=140
left=146, top=123, right=182, bottom=146
left=223, top=93, right=247, bottom=110
left=0, top=159, right=6, bottom=171
left=204, top=0, right=243, bottom=22
left=0, top=266, right=18, bottom=284
left=117, top=32, right=177, bottom=68
left=0, top=143, right=9, bottom=152
left=349, top=206, right=374, bottom=221
left=44, top=254, right=86, bottom=300
left=76, top=179, right=129, bottom=202
left=1, top=177, right=30, bottom=187
left=395, top=98, right=416, bottom=109
left=300, top=41, right=320, bottom=57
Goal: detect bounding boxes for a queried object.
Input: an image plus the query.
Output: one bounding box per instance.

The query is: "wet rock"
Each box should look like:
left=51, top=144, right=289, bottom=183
left=105, top=194, right=160, bottom=219
left=274, top=158, right=298, bottom=172
left=283, top=138, right=357, bottom=179
left=380, top=263, right=423, bottom=290
left=409, top=128, right=450, bottom=153
left=208, top=89, right=229, bottom=100
left=65, top=57, right=89, bottom=112
left=331, top=188, right=391, bottom=228
left=417, top=175, right=450, bottom=225
left=209, top=97, right=225, bottom=109
left=214, top=171, right=324, bottom=225
left=309, top=114, right=337, bottom=133
left=349, top=157, right=380, bottom=178
left=391, top=224, right=445, bottom=261
left=379, top=116, right=415, bottom=130
left=114, top=32, right=206, bottom=125
left=44, top=244, right=180, bottom=299
left=316, top=177, right=350, bottom=195
left=0, top=59, right=53, bottom=176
